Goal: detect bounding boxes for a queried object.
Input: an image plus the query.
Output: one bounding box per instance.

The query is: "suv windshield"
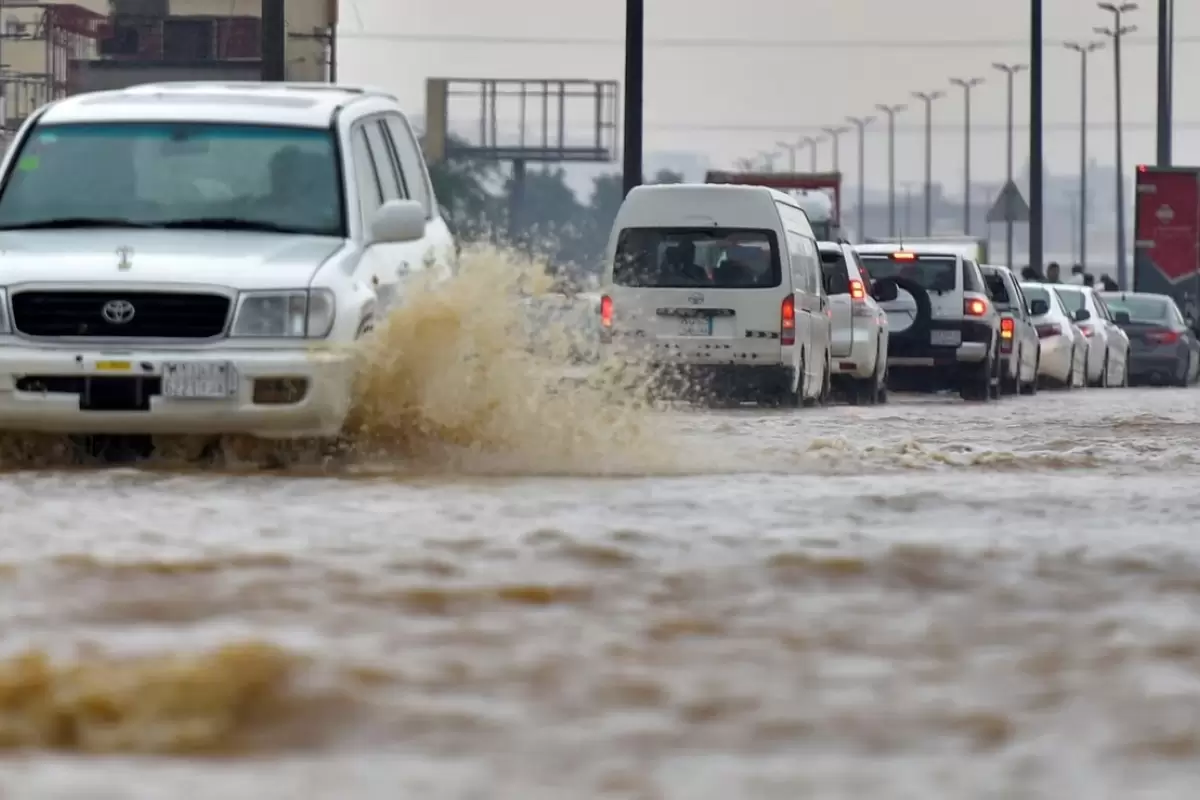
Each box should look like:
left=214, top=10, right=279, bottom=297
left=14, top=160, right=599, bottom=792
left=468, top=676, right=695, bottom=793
left=613, top=228, right=781, bottom=288
left=0, top=122, right=343, bottom=236
left=858, top=254, right=957, bottom=293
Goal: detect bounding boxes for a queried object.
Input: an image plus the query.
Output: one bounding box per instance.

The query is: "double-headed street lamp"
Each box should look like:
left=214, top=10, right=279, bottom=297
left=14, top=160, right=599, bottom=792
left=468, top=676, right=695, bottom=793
left=822, top=125, right=849, bottom=171
left=875, top=103, right=906, bottom=237
left=1064, top=41, right=1104, bottom=270
left=949, top=77, right=984, bottom=234
left=846, top=115, right=875, bottom=239
left=993, top=62, right=1027, bottom=270
left=912, top=90, right=943, bottom=237
left=1096, top=1, right=1137, bottom=288
left=776, top=140, right=801, bottom=172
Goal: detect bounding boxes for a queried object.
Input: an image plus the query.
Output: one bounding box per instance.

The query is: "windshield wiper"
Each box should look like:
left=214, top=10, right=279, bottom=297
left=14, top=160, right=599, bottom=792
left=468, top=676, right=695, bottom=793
left=0, top=217, right=154, bottom=230
left=154, top=217, right=314, bottom=234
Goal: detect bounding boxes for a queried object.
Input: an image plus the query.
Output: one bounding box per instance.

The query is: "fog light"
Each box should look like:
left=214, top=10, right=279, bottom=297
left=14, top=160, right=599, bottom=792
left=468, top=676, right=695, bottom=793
left=252, top=377, right=308, bottom=405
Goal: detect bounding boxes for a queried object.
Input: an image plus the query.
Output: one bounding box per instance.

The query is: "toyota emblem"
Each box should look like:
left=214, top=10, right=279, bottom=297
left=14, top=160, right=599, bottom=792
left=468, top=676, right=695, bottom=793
left=101, top=299, right=136, bottom=324
left=687, top=292, right=704, bottom=305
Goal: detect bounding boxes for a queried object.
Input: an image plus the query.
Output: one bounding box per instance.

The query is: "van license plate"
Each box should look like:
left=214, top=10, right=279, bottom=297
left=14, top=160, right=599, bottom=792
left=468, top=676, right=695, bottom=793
left=678, top=317, right=712, bottom=336
left=931, top=330, right=962, bottom=346
left=162, top=362, right=236, bottom=399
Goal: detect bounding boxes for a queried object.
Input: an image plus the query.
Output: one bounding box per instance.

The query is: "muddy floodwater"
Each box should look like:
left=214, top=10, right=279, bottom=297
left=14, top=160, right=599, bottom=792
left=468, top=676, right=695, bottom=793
left=2, top=386, right=1200, bottom=799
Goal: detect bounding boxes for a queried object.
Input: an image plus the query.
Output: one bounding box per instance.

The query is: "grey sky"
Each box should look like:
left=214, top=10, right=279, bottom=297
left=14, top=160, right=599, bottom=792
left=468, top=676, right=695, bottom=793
left=338, top=0, right=1192, bottom=190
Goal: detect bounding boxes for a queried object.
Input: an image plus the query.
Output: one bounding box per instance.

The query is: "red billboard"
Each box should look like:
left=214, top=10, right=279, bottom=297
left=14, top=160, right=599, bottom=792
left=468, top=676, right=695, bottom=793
left=1134, top=167, right=1200, bottom=283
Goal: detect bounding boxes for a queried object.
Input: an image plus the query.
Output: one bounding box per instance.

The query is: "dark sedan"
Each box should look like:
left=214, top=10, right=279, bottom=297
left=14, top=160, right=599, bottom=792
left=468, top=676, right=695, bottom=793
left=1099, top=291, right=1200, bottom=386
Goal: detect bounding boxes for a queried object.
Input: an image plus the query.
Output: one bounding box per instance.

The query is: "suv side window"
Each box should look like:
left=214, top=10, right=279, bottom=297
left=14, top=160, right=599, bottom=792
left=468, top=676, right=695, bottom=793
left=363, top=120, right=402, bottom=201
left=382, top=114, right=434, bottom=219
left=819, top=248, right=850, bottom=294
left=962, top=260, right=986, bottom=293
left=351, top=126, right=384, bottom=222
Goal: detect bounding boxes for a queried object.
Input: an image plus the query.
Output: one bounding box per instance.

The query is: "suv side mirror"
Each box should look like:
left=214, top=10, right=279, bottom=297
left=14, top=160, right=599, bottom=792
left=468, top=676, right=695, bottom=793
left=1072, top=307, right=1091, bottom=322
left=369, top=199, right=426, bottom=244
left=1028, top=298, right=1049, bottom=316
left=1113, top=310, right=1131, bottom=324
left=871, top=279, right=898, bottom=302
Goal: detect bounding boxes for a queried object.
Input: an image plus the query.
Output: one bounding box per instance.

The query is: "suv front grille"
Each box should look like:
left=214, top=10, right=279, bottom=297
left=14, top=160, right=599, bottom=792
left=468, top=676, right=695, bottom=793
left=10, top=291, right=230, bottom=339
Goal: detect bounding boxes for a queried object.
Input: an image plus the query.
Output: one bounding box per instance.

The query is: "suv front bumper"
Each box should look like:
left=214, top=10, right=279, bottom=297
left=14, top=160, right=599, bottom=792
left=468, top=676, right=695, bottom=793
left=0, top=344, right=356, bottom=439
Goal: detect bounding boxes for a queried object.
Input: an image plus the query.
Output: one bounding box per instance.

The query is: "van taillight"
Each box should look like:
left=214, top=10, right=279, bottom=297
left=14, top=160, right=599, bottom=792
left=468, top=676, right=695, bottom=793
left=600, top=295, right=612, bottom=328
left=849, top=279, right=865, bottom=300
left=781, top=296, right=795, bottom=345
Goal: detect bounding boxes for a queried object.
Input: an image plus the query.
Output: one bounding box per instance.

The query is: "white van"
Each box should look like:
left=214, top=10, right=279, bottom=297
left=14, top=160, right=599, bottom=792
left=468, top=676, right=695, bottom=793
left=600, top=184, right=832, bottom=405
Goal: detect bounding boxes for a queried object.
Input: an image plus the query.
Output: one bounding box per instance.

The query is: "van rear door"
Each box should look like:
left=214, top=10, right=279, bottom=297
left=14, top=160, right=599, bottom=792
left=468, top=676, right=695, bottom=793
left=607, top=227, right=788, bottom=362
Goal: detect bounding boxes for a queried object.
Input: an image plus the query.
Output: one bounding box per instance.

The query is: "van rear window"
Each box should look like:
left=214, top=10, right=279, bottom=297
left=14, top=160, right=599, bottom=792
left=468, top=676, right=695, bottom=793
left=858, top=255, right=958, bottom=293
left=613, top=228, right=782, bottom=288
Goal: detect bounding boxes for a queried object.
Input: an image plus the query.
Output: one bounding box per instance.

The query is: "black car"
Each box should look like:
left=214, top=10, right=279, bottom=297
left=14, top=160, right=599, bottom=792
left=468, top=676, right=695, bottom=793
left=1098, top=291, right=1200, bottom=386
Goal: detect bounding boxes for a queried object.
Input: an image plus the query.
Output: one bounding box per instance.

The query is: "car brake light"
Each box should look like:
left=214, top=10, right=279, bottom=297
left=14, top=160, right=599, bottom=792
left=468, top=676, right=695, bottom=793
left=849, top=279, right=866, bottom=300
left=891, top=251, right=917, bottom=261
left=1036, top=323, right=1061, bottom=338
left=600, top=295, right=612, bottom=328
left=1146, top=329, right=1180, bottom=344
left=1000, top=317, right=1014, bottom=339
left=964, top=297, right=988, bottom=316
left=781, top=295, right=795, bottom=345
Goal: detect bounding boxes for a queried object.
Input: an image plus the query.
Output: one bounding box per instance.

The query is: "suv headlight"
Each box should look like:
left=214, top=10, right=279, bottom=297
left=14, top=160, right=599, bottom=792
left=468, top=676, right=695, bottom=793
left=231, top=289, right=335, bottom=338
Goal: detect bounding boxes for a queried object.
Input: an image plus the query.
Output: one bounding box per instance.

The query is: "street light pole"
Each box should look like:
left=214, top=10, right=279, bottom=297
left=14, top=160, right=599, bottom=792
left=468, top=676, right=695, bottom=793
left=1156, top=0, right=1172, bottom=164
left=621, top=0, right=644, bottom=196
left=1096, top=1, right=1137, bottom=289
left=758, top=150, right=779, bottom=172
left=876, top=104, right=905, bottom=237
left=1065, top=41, right=1103, bottom=270
left=775, top=141, right=800, bottom=172
left=993, top=62, right=1027, bottom=270
left=847, top=115, right=875, bottom=240
left=912, top=90, right=943, bottom=237
left=949, top=77, right=984, bottom=234
left=802, top=135, right=822, bottom=171
left=822, top=125, right=849, bottom=171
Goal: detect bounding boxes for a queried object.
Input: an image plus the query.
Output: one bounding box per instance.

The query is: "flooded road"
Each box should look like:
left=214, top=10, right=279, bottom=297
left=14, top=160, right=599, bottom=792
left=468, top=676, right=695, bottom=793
left=3, top=386, right=1200, bottom=799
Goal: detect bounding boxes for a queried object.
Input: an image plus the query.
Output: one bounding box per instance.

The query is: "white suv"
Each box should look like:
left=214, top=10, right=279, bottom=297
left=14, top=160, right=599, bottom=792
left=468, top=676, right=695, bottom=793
left=0, top=82, right=455, bottom=444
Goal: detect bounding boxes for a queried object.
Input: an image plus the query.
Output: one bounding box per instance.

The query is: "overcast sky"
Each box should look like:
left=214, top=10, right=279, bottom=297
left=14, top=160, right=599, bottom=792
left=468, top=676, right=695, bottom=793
left=337, top=0, right=1193, bottom=192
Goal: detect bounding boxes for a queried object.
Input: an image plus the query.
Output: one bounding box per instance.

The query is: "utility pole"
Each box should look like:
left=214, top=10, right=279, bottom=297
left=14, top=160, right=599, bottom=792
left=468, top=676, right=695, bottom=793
left=993, top=62, right=1027, bottom=270
left=847, top=115, right=875, bottom=240
left=1065, top=41, right=1103, bottom=270
left=822, top=125, right=849, bottom=171
left=949, top=77, right=983, bottom=234
left=776, top=140, right=800, bottom=172
left=261, top=0, right=286, bottom=81
left=1156, top=0, right=1172, bottom=164
left=621, top=0, right=644, bottom=196
left=876, top=103, right=905, bottom=237
left=1096, top=2, right=1137, bottom=288
left=912, top=90, right=942, bottom=237
left=1030, top=0, right=1045, bottom=275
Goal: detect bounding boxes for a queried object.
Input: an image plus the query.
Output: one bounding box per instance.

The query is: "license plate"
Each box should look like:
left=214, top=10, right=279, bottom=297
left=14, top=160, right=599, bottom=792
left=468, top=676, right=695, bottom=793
left=931, top=329, right=962, bottom=346
left=161, top=362, right=236, bottom=399
left=678, top=316, right=712, bottom=336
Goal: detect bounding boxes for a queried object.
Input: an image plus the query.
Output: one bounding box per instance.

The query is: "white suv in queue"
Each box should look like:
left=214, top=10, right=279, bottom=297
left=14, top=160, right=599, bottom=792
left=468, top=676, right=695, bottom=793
left=818, top=240, right=890, bottom=404
left=853, top=243, right=1002, bottom=401
left=0, top=82, right=455, bottom=442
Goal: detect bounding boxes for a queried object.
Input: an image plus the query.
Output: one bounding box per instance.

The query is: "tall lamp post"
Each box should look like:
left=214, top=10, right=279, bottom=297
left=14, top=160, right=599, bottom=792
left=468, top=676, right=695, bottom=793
left=912, top=90, right=943, bottom=237
left=802, top=135, right=822, bottom=171
left=1064, top=41, right=1103, bottom=270
left=876, top=103, right=906, bottom=237
left=993, top=62, right=1027, bottom=270
left=949, top=77, right=984, bottom=234
left=1156, top=0, right=1172, bottom=164
left=1096, top=1, right=1137, bottom=288
left=758, top=150, right=779, bottom=172
left=847, top=115, right=875, bottom=240
left=776, top=140, right=800, bottom=172
left=822, top=125, right=849, bottom=171
left=621, top=0, right=644, bottom=196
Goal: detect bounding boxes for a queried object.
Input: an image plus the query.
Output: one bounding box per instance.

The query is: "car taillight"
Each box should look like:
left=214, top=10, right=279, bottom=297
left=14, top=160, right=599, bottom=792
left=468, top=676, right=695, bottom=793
left=600, top=295, right=612, bottom=328
left=1146, top=329, right=1180, bottom=344
left=1000, top=317, right=1014, bottom=339
left=964, top=296, right=988, bottom=316
left=1036, top=323, right=1061, bottom=338
left=849, top=279, right=865, bottom=300
left=781, top=295, right=795, bottom=345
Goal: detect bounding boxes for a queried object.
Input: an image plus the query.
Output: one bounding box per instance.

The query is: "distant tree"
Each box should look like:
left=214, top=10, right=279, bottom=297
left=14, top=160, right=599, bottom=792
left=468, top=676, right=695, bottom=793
left=422, top=134, right=502, bottom=241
